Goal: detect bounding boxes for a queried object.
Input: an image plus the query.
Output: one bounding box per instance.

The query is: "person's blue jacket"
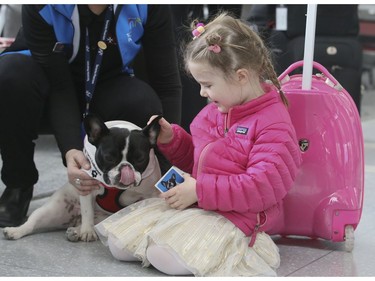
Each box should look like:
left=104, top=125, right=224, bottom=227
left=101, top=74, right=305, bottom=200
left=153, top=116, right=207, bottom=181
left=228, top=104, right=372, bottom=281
left=3, top=4, right=148, bottom=74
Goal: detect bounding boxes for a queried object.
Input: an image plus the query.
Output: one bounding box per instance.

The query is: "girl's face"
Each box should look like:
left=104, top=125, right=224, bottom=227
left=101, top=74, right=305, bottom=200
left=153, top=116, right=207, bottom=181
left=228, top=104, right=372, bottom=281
left=188, top=61, right=251, bottom=113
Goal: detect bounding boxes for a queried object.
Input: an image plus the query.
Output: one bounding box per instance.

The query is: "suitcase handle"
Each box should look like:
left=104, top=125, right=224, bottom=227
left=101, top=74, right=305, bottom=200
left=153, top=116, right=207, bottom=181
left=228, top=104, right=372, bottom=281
left=278, top=60, right=342, bottom=89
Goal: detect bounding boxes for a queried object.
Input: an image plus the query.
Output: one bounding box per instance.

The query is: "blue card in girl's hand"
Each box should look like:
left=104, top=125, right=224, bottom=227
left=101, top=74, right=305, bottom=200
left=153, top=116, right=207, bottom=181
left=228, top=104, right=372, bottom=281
left=155, top=166, right=185, bottom=193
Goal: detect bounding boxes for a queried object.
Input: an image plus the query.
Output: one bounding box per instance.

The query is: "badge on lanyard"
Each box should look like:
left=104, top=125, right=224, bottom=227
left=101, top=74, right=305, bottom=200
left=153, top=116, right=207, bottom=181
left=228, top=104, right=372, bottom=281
left=97, top=40, right=107, bottom=50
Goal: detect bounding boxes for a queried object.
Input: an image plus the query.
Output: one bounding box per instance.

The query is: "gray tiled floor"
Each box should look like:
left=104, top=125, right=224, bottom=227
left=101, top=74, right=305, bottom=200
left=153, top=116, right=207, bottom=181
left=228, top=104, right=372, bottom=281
left=1, top=85, right=375, bottom=277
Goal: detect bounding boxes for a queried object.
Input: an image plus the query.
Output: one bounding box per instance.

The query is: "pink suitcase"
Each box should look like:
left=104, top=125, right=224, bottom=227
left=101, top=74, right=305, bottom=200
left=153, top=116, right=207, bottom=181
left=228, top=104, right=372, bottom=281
left=268, top=5, right=364, bottom=252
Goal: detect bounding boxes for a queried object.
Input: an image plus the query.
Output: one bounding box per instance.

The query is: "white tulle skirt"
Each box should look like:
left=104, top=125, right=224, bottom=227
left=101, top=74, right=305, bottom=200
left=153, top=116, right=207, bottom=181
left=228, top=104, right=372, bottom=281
left=95, top=198, right=280, bottom=277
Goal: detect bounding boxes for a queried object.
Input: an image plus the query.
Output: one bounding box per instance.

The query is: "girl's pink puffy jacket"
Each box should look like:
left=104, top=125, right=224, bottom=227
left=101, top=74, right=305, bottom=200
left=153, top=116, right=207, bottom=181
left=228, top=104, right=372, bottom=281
left=158, top=87, right=302, bottom=236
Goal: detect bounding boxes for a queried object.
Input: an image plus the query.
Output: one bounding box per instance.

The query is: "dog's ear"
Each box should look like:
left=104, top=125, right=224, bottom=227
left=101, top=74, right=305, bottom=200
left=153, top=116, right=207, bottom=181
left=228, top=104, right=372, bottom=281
left=83, top=114, right=109, bottom=146
left=142, top=115, right=162, bottom=146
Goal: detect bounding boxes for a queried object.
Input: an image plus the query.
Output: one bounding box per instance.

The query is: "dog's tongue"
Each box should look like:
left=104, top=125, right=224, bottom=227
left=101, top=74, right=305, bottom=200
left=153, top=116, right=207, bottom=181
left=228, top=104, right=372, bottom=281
left=120, top=165, right=135, bottom=186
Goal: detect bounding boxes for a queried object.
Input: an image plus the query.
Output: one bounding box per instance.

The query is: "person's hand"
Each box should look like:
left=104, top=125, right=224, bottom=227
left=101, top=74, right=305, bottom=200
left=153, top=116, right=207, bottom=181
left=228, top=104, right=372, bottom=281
left=159, top=174, right=198, bottom=210
left=148, top=115, right=173, bottom=144
left=0, top=37, right=15, bottom=48
left=65, top=149, right=100, bottom=196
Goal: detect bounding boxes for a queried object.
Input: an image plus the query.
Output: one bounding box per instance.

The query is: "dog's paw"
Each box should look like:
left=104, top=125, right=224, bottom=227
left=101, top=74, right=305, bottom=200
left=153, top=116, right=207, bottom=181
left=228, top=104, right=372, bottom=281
left=3, top=227, right=23, bottom=240
left=66, top=226, right=80, bottom=242
left=80, top=229, right=98, bottom=242
left=66, top=226, right=98, bottom=242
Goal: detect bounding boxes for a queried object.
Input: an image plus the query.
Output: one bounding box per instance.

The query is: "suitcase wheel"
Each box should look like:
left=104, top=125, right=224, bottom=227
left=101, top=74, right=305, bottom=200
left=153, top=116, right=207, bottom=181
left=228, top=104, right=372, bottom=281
left=344, top=225, right=355, bottom=252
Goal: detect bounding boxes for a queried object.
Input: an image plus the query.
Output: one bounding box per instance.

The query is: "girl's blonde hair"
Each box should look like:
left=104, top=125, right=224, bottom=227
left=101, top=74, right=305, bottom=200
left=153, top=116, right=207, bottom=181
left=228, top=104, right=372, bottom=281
left=183, top=12, right=288, bottom=106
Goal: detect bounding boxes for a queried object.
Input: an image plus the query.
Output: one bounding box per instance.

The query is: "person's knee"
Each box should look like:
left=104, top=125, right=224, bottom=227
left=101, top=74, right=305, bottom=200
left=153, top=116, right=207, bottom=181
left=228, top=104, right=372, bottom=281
left=108, top=235, right=139, bottom=262
left=92, top=76, right=162, bottom=126
left=0, top=54, right=32, bottom=81
left=146, top=242, right=192, bottom=276
left=118, top=78, right=163, bottom=125
left=0, top=54, right=49, bottom=103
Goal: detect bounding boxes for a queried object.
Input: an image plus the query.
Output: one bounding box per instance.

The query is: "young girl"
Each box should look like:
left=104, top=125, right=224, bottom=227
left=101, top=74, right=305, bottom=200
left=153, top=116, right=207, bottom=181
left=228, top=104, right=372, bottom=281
left=95, top=12, right=302, bottom=276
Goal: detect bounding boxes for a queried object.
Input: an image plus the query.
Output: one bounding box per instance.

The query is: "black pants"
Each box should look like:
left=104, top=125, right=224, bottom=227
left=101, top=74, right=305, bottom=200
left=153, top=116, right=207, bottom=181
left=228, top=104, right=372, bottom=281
left=0, top=54, right=163, bottom=189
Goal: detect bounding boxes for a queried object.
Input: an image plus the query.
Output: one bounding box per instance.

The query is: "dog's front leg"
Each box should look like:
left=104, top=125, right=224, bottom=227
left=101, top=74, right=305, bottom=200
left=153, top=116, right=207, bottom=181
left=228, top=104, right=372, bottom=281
left=66, top=193, right=98, bottom=242
left=79, top=193, right=98, bottom=241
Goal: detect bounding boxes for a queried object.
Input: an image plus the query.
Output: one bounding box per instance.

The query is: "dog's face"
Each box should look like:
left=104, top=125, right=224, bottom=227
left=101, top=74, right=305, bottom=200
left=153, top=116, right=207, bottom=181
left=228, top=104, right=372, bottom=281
left=161, top=173, right=177, bottom=190
left=83, top=115, right=161, bottom=189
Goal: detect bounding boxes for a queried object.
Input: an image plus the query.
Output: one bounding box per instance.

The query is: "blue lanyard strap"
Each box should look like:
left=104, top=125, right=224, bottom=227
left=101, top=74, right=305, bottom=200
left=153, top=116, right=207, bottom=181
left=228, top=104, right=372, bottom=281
left=84, top=5, right=114, bottom=117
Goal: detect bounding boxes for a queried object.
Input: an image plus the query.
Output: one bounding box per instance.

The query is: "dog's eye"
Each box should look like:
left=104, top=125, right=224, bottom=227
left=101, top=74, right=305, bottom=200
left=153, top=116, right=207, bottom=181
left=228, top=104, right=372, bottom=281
left=104, top=155, right=117, bottom=164
left=136, top=155, right=145, bottom=162
left=131, top=154, right=148, bottom=170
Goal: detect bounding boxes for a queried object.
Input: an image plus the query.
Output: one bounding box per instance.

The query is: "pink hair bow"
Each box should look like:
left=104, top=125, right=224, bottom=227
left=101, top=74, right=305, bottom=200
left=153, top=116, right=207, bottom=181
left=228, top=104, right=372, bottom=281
left=192, top=23, right=205, bottom=40
left=207, top=44, right=221, bottom=53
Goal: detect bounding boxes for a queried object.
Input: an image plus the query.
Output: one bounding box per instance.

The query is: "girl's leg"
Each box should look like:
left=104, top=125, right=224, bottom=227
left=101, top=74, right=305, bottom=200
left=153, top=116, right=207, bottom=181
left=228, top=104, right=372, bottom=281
left=108, top=234, right=139, bottom=262
left=146, top=241, right=193, bottom=276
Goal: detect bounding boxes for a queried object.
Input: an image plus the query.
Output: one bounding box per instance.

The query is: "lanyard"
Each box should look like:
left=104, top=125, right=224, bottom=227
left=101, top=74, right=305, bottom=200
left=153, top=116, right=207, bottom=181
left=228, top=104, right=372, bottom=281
left=84, top=5, right=114, bottom=117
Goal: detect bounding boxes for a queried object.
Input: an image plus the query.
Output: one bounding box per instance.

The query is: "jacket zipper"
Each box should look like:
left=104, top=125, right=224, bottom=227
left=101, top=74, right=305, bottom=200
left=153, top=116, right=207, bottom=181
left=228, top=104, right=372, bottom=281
left=249, top=211, right=267, bottom=247
left=224, top=109, right=232, bottom=136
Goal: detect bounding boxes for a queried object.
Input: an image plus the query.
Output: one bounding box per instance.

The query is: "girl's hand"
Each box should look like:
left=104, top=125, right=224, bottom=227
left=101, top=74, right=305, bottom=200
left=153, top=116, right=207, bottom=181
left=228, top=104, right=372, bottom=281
left=65, top=149, right=100, bottom=196
left=148, top=115, right=174, bottom=144
left=159, top=174, right=198, bottom=210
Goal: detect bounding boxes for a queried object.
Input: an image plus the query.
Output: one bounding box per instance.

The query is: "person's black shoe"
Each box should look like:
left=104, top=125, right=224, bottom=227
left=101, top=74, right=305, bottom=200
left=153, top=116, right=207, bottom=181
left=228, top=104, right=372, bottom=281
left=0, top=186, right=33, bottom=227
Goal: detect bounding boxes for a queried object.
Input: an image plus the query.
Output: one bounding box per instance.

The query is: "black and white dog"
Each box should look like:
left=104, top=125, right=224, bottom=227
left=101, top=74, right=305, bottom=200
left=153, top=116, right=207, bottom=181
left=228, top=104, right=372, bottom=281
left=3, top=115, right=162, bottom=242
